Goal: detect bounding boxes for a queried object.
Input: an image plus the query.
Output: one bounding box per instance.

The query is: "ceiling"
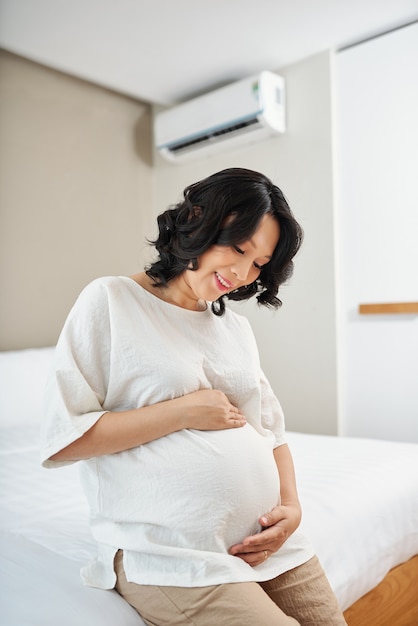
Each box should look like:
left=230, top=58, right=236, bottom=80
left=0, top=0, right=417, bottom=105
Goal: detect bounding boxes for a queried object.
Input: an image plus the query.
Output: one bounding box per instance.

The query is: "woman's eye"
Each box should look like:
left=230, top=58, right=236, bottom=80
left=234, top=245, right=262, bottom=270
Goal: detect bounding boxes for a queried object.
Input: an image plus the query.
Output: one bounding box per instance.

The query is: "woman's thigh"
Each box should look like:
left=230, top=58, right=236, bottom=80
left=260, top=556, right=347, bottom=626
left=114, top=551, right=299, bottom=626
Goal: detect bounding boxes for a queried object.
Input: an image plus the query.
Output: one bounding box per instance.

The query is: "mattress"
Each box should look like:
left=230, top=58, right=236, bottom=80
left=287, top=431, right=418, bottom=609
left=1, top=347, right=417, bottom=623
left=0, top=424, right=144, bottom=626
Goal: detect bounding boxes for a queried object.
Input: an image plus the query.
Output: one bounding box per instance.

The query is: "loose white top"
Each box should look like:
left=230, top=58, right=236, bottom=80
left=41, top=276, right=313, bottom=588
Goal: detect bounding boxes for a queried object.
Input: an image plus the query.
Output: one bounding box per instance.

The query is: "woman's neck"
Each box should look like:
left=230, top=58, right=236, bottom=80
left=130, top=272, right=207, bottom=312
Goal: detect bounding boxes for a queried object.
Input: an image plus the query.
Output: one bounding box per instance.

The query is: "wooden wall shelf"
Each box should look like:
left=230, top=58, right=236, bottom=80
left=359, top=302, right=418, bottom=315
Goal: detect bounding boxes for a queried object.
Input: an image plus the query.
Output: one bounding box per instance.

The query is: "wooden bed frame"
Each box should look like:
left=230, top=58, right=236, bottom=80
left=343, top=555, right=418, bottom=626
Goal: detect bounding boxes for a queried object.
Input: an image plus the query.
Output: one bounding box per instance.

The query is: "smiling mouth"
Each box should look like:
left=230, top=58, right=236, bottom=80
left=215, top=272, right=233, bottom=291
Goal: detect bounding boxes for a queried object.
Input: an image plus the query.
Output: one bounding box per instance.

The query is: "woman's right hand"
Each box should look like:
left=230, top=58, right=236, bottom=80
left=181, top=389, right=246, bottom=431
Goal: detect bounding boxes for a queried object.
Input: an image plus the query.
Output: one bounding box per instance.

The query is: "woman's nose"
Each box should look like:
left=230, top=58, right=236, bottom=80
left=231, top=258, right=252, bottom=282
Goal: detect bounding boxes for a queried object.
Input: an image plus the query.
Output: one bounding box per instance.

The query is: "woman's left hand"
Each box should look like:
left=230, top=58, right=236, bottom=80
left=228, top=502, right=302, bottom=567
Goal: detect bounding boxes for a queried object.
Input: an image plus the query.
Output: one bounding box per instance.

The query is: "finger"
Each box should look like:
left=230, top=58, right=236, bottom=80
left=229, top=540, right=275, bottom=555
left=241, top=526, right=279, bottom=546
left=259, top=508, right=283, bottom=528
left=231, top=549, right=270, bottom=567
left=228, top=408, right=246, bottom=427
left=231, top=551, right=262, bottom=564
left=244, top=528, right=288, bottom=549
left=231, top=417, right=246, bottom=428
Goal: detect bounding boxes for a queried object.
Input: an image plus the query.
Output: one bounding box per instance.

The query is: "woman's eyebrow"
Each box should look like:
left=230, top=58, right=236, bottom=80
left=248, top=237, right=272, bottom=259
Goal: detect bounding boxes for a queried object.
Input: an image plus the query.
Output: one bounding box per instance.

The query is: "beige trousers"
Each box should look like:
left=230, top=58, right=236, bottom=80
left=114, top=551, right=347, bottom=626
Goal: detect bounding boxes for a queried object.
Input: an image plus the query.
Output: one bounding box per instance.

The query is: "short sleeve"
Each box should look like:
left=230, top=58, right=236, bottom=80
left=259, top=369, right=287, bottom=447
left=40, top=279, right=112, bottom=468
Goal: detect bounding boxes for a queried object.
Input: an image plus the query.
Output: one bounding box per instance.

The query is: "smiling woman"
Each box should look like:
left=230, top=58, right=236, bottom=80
left=144, top=168, right=303, bottom=315
left=136, top=212, right=280, bottom=310
left=41, top=168, right=347, bottom=625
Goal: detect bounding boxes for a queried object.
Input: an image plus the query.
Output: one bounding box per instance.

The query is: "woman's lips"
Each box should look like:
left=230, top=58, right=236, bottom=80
left=215, top=272, right=233, bottom=292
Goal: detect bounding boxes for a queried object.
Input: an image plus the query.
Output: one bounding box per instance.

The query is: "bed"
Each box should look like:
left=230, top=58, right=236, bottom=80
left=1, top=347, right=417, bottom=625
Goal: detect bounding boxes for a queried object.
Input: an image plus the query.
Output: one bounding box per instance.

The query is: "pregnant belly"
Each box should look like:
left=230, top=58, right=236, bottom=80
left=96, top=424, right=280, bottom=552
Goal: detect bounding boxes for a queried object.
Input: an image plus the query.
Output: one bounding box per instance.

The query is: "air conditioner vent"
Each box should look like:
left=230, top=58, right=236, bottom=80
left=168, top=117, right=261, bottom=155
left=154, top=71, right=285, bottom=163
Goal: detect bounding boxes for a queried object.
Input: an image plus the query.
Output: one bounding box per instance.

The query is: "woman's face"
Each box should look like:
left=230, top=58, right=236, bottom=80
left=184, top=213, right=280, bottom=303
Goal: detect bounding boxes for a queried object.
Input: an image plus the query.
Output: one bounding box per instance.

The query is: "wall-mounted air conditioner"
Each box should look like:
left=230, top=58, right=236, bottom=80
left=154, top=71, right=285, bottom=163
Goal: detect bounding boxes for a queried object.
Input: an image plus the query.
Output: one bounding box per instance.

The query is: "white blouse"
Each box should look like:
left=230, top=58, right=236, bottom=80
left=41, top=276, right=313, bottom=589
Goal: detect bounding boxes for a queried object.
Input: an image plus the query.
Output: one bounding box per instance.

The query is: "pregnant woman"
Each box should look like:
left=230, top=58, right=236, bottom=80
left=41, top=168, right=347, bottom=625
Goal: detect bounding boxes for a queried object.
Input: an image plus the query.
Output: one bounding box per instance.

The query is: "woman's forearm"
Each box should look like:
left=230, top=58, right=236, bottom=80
left=49, top=388, right=245, bottom=462
left=49, top=396, right=190, bottom=462
left=273, top=444, right=301, bottom=508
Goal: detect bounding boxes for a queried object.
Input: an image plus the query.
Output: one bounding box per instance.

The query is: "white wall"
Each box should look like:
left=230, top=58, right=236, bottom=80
left=152, top=51, right=338, bottom=436
left=335, top=23, right=418, bottom=442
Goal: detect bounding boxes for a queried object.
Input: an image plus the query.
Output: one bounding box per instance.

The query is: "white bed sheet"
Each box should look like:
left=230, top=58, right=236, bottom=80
left=0, top=424, right=145, bottom=626
left=287, top=431, right=418, bottom=610
left=1, top=424, right=417, bottom=620
left=0, top=531, right=142, bottom=626
left=1, top=347, right=417, bottom=621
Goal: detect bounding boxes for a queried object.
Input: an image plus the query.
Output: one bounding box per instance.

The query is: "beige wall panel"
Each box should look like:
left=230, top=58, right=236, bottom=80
left=0, top=50, right=153, bottom=350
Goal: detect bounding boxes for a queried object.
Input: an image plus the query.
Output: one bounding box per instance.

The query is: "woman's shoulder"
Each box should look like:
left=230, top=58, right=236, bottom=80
left=65, top=276, right=134, bottom=319
left=77, top=275, right=135, bottom=298
left=58, top=276, right=142, bottom=345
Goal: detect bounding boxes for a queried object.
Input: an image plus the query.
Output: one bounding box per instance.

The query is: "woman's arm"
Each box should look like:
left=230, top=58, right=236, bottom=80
left=270, top=443, right=302, bottom=519
left=229, top=443, right=302, bottom=566
left=49, top=389, right=246, bottom=462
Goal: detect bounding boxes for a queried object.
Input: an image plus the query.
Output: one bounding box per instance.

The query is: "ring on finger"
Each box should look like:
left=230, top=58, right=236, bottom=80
left=263, top=550, right=268, bottom=560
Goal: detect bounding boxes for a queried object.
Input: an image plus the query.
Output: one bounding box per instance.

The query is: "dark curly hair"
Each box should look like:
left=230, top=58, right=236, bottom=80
left=145, top=168, right=303, bottom=316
